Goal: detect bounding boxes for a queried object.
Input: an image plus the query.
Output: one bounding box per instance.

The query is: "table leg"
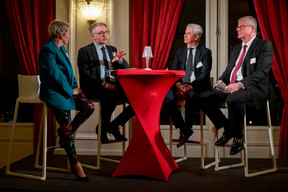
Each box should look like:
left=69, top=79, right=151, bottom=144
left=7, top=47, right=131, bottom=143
left=112, top=76, right=179, bottom=181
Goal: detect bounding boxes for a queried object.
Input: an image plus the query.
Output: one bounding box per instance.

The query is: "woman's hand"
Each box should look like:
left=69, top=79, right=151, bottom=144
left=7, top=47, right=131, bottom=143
left=73, top=88, right=85, bottom=97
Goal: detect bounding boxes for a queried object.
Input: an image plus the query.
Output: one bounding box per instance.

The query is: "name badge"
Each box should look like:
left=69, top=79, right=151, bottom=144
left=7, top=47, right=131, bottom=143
left=196, top=62, right=203, bottom=68
left=250, top=58, right=256, bottom=64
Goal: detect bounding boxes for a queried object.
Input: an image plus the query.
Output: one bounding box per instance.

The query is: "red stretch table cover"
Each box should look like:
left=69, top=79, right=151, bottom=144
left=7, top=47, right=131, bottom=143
left=111, top=69, right=185, bottom=181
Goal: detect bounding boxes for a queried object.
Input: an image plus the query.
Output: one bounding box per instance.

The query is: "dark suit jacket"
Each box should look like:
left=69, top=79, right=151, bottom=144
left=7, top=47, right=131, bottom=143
left=219, top=37, right=273, bottom=109
left=77, top=43, right=129, bottom=98
left=39, top=38, right=78, bottom=110
left=173, top=45, right=212, bottom=91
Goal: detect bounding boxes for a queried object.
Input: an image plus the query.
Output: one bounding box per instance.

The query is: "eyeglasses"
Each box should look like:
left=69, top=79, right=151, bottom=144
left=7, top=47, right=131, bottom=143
left=236, top=25, right=252, bottom=31
left=93, top=31, right=110, bottom=35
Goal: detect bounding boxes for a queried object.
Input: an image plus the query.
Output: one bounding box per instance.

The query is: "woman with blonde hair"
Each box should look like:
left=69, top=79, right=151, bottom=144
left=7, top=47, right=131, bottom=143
left=38, top=19, right=95, bottom=181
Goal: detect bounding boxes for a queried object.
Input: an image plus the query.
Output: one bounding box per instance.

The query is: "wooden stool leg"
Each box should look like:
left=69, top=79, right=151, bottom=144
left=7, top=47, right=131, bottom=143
left=169, top=117, right=173, bottom=153
left=82, top=100, right=126, bottom=170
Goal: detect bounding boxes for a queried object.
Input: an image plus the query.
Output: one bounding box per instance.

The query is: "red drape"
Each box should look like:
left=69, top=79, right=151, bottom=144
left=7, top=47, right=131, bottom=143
left=254, top=0, right=288, bottom=158
left=131, top=0, right=184, bottom=134
left=5, top=0, right=55, bottom=151
left=131, top=0, right=184, bottom=69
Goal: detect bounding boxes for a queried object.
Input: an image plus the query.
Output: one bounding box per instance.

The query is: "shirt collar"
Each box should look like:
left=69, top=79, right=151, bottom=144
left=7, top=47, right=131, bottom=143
left=94, top=41, right=106, bottom=50
left=187, top=43, right=198, bottom=49
left=242, top=35, right=256, bottom=48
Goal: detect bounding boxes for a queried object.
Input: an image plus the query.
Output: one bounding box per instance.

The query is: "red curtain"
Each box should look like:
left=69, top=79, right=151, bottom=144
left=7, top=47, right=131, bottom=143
left=131, top=0, right=184, bottom=69
left=131, top=0, right=184, bottom=134
left=5, top=0, right=55, bottom=151
left=254, top=0, right=288, bottom=158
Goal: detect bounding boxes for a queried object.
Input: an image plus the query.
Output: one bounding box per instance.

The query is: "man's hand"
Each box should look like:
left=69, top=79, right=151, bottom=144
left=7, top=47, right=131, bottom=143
left=104, top=82, right=119, bottom=92
left=112, top=49, right=127, bottom=62
left=176, top=84, right=192, bottom=98
left=225, top=82, right=243, bottom=93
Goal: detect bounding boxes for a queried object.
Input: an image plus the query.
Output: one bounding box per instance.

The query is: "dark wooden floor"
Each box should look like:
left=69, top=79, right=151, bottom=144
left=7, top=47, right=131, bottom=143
left=1, top=154, right=288, bottom=192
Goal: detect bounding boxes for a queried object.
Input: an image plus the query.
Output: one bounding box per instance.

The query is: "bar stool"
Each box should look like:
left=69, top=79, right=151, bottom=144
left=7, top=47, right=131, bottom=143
left=6, top=75, right=70, bottom=181
left=214, top=101, right=277, bottom=177
left=81, top=99, right=127, bottom=170
left=169, top=99, right=216, bottom=169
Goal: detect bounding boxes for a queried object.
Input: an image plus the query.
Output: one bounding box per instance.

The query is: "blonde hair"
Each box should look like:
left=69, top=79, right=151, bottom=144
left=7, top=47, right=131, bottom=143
left=48, top=19, right=70, bottom=40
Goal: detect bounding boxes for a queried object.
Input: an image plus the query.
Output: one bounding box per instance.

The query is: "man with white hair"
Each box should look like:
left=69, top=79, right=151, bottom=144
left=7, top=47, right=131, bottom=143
left=199, top=16, right=273, bottom=155
left=164, top=23, right=212, bottom=148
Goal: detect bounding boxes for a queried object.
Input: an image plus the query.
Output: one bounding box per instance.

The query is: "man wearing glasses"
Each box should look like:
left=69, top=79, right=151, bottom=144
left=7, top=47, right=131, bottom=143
left=77, top=23, right=134, bottom=143
left=199, top=16, right=273, bottom=155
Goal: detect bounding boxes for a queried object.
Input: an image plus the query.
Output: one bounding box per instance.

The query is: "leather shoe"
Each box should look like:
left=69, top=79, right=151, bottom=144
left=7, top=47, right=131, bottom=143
left=230, top=138, right=244, bottom=155
left=95, top=124, right=109, bottom=143
left=108, top=126, right=127, bottom=141
left=177, top=129, right=193, bottom=148
left=215, top=134, right=232, bottom=146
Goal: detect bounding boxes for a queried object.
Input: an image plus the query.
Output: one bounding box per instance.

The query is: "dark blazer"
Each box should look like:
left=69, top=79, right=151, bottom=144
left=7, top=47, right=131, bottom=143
left=77, top=43, right=129, bottom=98
left=39, top=38, right=77, bottom=110
left=173, top=45, right=212, bottom=91
left=219, top=37, right=273, bottom=109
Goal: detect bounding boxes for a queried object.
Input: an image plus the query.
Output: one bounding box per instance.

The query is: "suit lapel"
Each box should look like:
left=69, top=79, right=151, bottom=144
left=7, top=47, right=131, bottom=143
left=48, top=39, right=74, bottom=86
left=231, top=44, right=242, bottom=68
left=59, top=46, right=75, bottom=86
left=182, top=47, right=188, bottom=70
left=243, top=37, right=258, bottom=65
left=106, top=45, right=114, bottom=61
left=89, top=43, right=99, bottom=61
left=194, top=46, right=202, bottom=70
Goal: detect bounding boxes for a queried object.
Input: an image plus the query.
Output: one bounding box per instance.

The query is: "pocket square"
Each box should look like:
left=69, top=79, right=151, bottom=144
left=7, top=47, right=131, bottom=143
left=196, top=62, right=203, bottom=68
left=250, top=58, right=256, bottom=64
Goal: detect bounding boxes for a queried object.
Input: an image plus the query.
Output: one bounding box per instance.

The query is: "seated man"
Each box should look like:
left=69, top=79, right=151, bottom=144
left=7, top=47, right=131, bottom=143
left=77, top=23, right=134, bottom=143
left=198, top=16, right=273, bottom=155
left=163, top=23, right=212, bottom=148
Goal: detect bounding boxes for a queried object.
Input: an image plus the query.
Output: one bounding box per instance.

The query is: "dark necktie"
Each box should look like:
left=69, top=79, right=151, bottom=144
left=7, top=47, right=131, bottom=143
left=230, top=45, right=247, bottom=83
left=101, top=46, right=110, bottom=81
left=183, top=48, right=193, bottom=83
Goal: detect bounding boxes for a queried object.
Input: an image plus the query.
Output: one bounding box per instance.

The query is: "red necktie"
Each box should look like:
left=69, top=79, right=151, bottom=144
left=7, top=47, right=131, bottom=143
left=230, top=45, right=247, bottom=84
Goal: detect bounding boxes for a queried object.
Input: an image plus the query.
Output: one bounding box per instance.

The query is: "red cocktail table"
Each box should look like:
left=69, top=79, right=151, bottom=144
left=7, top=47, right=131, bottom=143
left=111, top=69, right=184, bottom=181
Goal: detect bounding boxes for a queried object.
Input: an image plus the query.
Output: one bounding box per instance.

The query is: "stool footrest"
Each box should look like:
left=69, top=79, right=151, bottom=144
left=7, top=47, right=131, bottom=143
left=47, top=145, right=62, bottom=150
left=216, top=144, right=232, bottom=147
left=101, top=140, right=127, bottom=144
left=172, top=139, right=201, bottom=144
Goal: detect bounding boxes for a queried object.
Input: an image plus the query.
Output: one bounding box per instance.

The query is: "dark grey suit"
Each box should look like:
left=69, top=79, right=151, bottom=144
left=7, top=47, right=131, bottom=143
left=164, top=45, right=212, bottom=132
left=199, top=37, right=273, bottom=138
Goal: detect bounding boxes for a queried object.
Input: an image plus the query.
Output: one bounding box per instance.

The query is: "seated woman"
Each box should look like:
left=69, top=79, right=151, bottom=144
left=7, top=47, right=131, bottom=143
left=38, top=19, right=95, bottom=181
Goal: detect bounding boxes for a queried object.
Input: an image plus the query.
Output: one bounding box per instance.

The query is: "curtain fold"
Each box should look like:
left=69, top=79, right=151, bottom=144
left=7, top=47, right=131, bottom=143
left=254, top=0, right=288, bottom=158
left=131, top=0, right=184, bottom=69
left=131, top=0, right=184, bottom=142
left=5, top=0, right=55, bottom=151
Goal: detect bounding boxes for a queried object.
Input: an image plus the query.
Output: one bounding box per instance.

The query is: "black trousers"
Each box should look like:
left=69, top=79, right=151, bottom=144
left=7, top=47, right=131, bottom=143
left=163, top=86, right=200, bottom=133
left=87, top=82, right=135, bottom=138
left=198, top=88, right=253, bottom=138
left=51, top=95, right=95, bottom=165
